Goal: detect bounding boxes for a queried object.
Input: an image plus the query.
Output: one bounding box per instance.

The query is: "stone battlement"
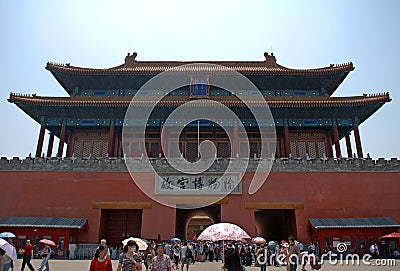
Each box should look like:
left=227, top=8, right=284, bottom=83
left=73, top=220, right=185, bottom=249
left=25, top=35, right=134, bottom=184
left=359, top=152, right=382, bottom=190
left=0, top=157, right=399, bottom=172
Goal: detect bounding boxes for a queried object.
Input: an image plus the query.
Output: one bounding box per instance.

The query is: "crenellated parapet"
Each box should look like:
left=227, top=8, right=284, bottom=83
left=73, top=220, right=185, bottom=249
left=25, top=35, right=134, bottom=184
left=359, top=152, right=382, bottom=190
left=0, top=157, right=398, bottom=172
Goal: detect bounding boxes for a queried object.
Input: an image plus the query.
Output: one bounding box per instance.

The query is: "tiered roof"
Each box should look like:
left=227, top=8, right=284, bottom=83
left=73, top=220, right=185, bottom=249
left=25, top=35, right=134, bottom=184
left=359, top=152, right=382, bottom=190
left=8, top=52, right=390, bottom=139
left=46, top=52, right=354, bottom=95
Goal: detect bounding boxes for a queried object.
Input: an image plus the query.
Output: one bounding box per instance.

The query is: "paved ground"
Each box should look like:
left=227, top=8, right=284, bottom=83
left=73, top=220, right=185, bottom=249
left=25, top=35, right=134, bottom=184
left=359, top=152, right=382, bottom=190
left=14, top=258, right=399, bottom=271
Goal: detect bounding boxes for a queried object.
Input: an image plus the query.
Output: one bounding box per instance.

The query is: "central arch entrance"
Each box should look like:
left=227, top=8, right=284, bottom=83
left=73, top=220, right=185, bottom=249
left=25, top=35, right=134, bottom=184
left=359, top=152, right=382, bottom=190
left=175, top=204, right=220, bottom=240
left=187, top=215, right=214, bottom=240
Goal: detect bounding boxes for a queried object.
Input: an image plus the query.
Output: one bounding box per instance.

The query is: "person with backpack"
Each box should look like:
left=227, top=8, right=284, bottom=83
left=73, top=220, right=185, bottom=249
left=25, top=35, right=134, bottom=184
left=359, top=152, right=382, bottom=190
left=179, top=241, right=192, bottom=271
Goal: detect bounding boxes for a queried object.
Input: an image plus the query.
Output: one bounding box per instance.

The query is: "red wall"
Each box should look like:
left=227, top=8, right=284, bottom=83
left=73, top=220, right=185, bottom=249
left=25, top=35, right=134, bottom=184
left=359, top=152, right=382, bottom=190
left=0, top=171, right=399, bottom=243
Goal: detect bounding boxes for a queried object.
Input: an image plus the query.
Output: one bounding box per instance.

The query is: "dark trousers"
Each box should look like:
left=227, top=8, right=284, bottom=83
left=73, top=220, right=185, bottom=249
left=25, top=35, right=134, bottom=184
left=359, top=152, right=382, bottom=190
left=208, top=251, right=214, bottom=262
left=21, top=254, right=35, bottom=271
left=260, top=264, right=267, bottom=271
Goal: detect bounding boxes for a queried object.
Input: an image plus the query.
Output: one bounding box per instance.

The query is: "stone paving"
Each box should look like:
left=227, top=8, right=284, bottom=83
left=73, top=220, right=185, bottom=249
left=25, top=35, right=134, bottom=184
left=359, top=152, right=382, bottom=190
left=14, top=258, right=399, bottom=271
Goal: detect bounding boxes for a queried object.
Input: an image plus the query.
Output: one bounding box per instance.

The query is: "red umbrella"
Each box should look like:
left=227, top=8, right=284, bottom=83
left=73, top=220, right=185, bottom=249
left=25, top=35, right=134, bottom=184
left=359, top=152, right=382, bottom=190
left=40, top=239, right=56, bottom=246
left=381, top=232, right=400, bottom=238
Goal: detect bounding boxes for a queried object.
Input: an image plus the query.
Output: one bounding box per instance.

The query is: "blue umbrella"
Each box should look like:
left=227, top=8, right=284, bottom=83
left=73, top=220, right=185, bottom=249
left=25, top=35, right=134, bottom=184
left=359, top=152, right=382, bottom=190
left=0, top=232, right=16, bottom=238
left=171, top=237, right=181, bottom=242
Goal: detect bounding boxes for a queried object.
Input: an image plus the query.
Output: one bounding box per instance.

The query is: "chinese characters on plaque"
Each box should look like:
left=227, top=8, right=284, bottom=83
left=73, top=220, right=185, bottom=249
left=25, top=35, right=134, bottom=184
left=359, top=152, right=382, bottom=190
left=155, top=174, right=242, bottom=195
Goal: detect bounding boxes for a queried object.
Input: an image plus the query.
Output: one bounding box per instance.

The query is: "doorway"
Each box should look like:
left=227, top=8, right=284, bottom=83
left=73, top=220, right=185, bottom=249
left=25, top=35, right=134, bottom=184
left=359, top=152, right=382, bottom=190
left=254, top=209, right=297, bottom=241
left=99, top=209, right=142, bottom=247
left=175, top=205, right=220, bottom=240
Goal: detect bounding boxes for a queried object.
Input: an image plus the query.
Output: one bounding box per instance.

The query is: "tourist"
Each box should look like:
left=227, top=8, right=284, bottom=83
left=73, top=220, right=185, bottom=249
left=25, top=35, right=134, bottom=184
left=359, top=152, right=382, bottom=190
left=116, top=240, right=142, bottom=271
left=256, top=244, right=266, bottom=271
left=89, top=245, right=113, bottom=271
left=288, top=236, right=300, bottom=271
left=164, top=242, right=172, bottom=260
left=280, top=242, right=290, bottom=271
left=151, top=244, right=171, bottom=271
left=144, top=246, right=154, bottom=271
left=207, top=243, right=214, bottom=262
left=179, top=241, right=192, bottom=271
left=0, top=248, right=6, bottom=271
left=20, top=239, right=34, bottom=271
left=172, top=242, right=180, bottom=269
left=223, top=244, right=242, bottom=271
left=37, top=244, right=52, bottom=271
left=2, top=237, right=15, bottom=271
left=213, top=245, right=220, bottom=262
left=99, top=239, right=111, bottom=258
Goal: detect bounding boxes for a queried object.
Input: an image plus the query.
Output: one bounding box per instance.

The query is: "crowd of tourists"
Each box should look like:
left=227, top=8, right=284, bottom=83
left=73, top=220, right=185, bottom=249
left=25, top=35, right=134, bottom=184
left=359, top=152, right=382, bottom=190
left=87, top=236, right=319, bottom=271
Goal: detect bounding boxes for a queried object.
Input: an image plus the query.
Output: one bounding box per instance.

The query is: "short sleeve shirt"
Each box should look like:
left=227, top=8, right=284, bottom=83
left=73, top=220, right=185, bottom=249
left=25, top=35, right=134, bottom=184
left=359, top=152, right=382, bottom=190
left=152, top=254, right=171, bottom=271
left=118, top=252, right=134, bottom=271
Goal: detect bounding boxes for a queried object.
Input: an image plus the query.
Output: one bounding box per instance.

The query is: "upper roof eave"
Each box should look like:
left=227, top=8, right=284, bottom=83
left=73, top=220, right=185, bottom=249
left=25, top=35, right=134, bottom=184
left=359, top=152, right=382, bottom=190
left=45, top=60, right=354, bottom=76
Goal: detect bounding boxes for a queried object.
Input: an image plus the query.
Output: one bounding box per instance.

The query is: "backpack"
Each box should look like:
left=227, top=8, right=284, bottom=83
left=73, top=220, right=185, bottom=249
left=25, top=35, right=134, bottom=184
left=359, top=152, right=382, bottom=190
left=185, top=247, right=193, bottom=259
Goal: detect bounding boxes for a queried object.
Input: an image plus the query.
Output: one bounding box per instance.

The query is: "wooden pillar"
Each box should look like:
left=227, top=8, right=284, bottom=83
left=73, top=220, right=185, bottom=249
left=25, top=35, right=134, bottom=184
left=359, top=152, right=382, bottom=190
left=108, top=123, right=115, bottom=157
left=57, top=123, right=67, bottom=157
left=233, top=122, right=239, bottom=157
left=324, top=131, right=333, bottom=158
left=46, top=132, right=55, bottom=157
left=66, top=134, right=73, bottom=157
left=353, top=125, right=363, bottom=158
left=283, top=123, right=291, bottom=158
left=35, top=124, right=46, bottom=157
left=332, top=123, right=341, bottom=158
left=345, top=133, right=353, bottom=158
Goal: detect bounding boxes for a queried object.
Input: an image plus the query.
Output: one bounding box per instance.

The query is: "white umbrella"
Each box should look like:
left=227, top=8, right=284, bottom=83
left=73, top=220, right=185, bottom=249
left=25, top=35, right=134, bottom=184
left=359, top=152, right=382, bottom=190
left=0, top=232, right=16, bottom=238
left=197, top=222, right=251, bottom=241
left=0, top=237, right=17, bottom=261
left=122, top=237, right=148, bottom=251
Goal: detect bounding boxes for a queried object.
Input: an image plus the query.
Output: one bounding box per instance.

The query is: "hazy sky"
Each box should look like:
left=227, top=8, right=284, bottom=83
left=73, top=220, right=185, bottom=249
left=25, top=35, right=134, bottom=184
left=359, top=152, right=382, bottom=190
left=0, top=0, right=399, bottom=159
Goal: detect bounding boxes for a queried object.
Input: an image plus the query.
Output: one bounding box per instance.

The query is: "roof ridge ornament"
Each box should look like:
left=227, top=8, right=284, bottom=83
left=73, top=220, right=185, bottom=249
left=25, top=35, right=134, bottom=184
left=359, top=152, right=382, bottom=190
left=125, top=52, right=138, bottom=64
left=263, top=52, right=276, bottom=64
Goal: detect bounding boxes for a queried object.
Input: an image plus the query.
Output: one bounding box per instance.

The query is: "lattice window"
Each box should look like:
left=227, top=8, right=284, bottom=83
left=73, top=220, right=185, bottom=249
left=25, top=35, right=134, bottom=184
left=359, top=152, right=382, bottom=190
left=317, top=141, right=326, bottom=157
left=250, top=143, right=258, bottom=158
left=73, top=141, right=82, bottom=157
left=298, top=141, right=307, bottom=158
left=290, top=142, right=296, bottom=157
left=186, top=142, right=198, bottom=161
left=299, top=132, right=312, bottom=137
left=83, top=141, right=92, bottom=158
left=240, top=142, right=249, bottom=157
left=217, top=142, right=230, bottom=158
left=93, top=141, right=101, bottom=157
left=102, top=142, right=108, bottom=157
left=150, top=142, right=159, bottom=157
left=308, top=142, right=317, bottom=158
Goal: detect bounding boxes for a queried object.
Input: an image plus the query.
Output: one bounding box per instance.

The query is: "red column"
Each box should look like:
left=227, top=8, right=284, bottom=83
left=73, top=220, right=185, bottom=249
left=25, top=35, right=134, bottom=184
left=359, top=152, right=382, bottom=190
left=35, top=124, right=46, bottom=157
left=332, top=124, right=341, bottom=158
left=283, top=124, right=291, bottom=158
left=353, top=125, right=363, bottom=158
left=233, top=123, right=239, bottom=157
left=325, top=132, right=333, bottom=158
left=66, top=134, right=73, bottom=157
left=345, top=133, right=353, bottom=158
left=57, top=124, right=67, bottom=157
left=108, top=124, right=115, bottom=157
left=46, top=132, right=55, bottom=157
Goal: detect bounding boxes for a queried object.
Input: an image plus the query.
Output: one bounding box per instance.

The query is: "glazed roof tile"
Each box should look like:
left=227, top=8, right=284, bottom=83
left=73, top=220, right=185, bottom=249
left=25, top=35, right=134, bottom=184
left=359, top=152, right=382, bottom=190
left=0, top=216, right=88, bottom=229
left=8, top=92, right=391, bottom=108
left=46, top=52, right=354, bottom=75
left=309, top=217, right=400, bottom=229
